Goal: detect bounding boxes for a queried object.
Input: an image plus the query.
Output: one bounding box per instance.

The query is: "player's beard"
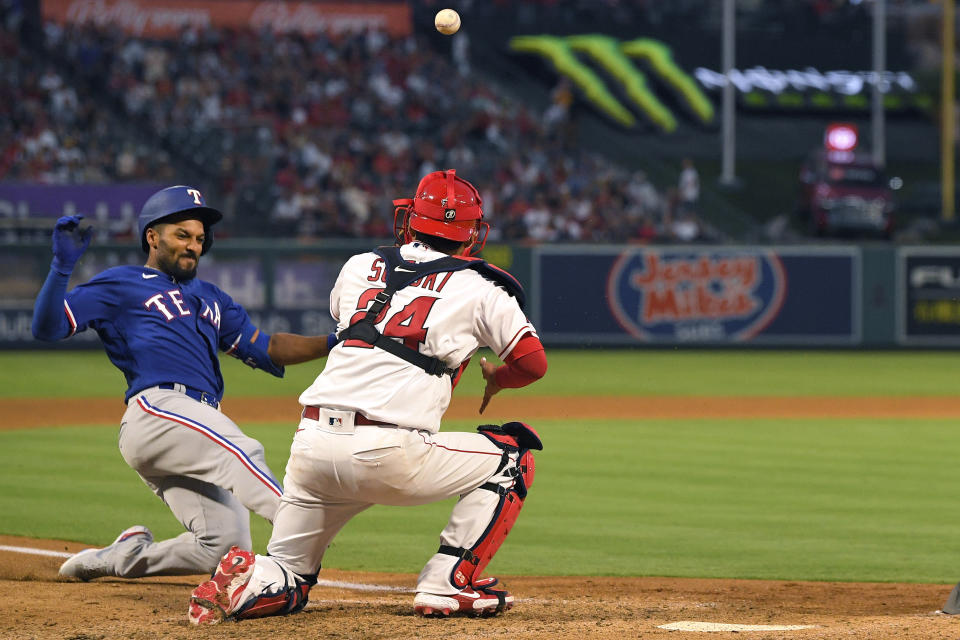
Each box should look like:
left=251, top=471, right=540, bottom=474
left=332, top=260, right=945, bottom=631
left=158, top=249, right=199, bottom=281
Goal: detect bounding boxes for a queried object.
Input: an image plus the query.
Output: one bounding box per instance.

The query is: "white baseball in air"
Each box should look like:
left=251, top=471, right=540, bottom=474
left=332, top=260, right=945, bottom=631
left=435, top=8, right=461, bottom=35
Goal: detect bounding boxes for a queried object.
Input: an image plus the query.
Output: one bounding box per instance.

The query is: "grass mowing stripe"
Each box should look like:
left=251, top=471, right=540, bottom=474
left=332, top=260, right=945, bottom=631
left=2, top=418, right=959, bottom=583
left=572, top=418, right=960, bottom=582
left=0, top=427, right=183, bottom=542
left=5, top=349, right=960, bottom=397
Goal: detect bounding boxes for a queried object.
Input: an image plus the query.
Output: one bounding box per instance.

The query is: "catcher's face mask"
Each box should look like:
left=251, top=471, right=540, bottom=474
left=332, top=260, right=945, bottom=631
left=393, top=169, right=489, bottom=256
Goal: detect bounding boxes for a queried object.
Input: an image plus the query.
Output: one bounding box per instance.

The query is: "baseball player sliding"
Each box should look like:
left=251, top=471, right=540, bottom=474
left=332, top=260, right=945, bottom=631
left=32, top=186, right=334, bottom=581
left=187, top=169, right=547, bottom=623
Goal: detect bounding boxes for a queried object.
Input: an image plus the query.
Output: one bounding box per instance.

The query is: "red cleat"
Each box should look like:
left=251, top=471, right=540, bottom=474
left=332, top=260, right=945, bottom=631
left=188, top=547, right=256, bottom=625
left=413, top=584, right=514, bottom=618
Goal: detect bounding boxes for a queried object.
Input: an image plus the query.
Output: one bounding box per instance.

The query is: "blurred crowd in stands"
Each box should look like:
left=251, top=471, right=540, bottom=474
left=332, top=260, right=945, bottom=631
left=0, top=0, right=931, bottom=245
left=2, top=4, right=718, bottom=244
left=2, top=5, right=175, bottom=186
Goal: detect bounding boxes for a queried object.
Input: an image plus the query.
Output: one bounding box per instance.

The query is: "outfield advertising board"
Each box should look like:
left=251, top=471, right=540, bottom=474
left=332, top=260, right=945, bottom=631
left=0, top=308, right=338, bottom=348
left=0, top=183, right=162, bottom=218
left=536, top=246, right=860, bottom=345
left=0, top=242, right=919, bottom=349
left=0, top=247, right=341, bottom=348
left=41, top=0, right=412, bottom=37
left=897, top=248, right=960, bottom=345
left=509, top=35, right=926, bottom=133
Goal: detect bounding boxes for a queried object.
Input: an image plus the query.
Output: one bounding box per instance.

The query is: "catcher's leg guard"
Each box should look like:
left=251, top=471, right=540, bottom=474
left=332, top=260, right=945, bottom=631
left=441, top=422, right=541, bottom=589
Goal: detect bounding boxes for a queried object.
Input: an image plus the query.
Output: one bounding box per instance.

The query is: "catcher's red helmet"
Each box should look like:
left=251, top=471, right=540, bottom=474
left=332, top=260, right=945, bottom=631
left=393, top=169, right=489, bottom=255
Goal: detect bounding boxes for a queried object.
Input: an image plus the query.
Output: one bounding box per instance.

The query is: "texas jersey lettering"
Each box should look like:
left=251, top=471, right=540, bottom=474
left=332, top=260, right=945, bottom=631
left=64, top=265, right=276, bottom=403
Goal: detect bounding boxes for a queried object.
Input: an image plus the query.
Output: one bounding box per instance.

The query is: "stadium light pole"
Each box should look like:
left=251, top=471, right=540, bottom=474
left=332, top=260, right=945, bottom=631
left=871, top=0, right=885, bottom=168
left=719, top=0, right=737, bottom=186
left=943, top=0, right=956, bottom=222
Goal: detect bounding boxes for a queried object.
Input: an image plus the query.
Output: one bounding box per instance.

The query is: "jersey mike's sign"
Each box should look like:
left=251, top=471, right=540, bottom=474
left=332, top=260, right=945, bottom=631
left=606, top=249, right=787, bottom=342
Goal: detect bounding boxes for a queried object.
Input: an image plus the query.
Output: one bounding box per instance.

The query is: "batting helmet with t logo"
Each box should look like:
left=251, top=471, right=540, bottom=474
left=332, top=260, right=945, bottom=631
left=137, top=185, right=223, bottom=255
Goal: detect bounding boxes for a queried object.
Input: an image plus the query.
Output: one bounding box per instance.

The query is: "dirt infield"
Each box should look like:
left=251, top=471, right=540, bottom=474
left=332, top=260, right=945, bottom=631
left=5, top=394, right=960, bottom=430
left=2, top=395, right=958, bottom=639
left=0, top=536, right=953, bottom=640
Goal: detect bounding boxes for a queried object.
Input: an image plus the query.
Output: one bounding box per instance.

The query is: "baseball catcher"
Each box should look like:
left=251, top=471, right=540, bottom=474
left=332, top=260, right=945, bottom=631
left=187, top=169, right=547, bottom=623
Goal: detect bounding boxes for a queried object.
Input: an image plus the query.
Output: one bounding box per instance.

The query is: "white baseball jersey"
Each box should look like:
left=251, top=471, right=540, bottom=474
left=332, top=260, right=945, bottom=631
left=299, top=241, right=536, bottom=432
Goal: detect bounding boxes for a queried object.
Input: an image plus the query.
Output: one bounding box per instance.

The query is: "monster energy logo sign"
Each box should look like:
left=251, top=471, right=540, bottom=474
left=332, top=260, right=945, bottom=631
left=510, top=35, right=928, bottom=133
left=511, top=35, right=711, bottom=132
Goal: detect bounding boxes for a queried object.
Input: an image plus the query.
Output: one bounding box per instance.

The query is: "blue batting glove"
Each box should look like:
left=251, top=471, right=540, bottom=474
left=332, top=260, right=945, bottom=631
left=51, top=215, right=93, bottom=274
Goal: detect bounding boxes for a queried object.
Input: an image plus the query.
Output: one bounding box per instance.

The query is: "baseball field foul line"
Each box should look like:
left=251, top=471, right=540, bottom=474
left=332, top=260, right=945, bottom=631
left=659, top=621, right=816, bottom=632
left=0, top=545, right=72, bottom=558
left=0, top=544, right=411, bottom=592
left=312, top=579, right=413, bottom=593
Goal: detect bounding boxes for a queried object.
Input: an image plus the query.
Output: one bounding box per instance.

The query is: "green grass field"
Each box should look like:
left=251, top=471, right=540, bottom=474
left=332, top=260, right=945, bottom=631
left=1, top=349, right=959, bottom=583
left=4, top=349, right=960, bottom=397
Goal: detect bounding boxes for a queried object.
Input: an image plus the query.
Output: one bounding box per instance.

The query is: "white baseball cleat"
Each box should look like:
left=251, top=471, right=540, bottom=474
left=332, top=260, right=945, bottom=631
left=414, top=584, right=514, bottom=617
left=58, top=525, right=153, bottom=581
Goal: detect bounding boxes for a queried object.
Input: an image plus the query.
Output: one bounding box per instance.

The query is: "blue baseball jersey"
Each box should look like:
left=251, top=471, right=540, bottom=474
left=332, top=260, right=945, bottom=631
left=61, top=265, right=280, bottom=402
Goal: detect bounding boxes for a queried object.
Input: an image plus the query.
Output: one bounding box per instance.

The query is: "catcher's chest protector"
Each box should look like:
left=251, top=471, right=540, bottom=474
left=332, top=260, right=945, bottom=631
left=337, top=246, right=526, bottom=377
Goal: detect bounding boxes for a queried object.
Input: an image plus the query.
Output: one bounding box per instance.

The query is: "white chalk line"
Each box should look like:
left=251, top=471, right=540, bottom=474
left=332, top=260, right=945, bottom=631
left=306, top=598, right=404, bottom=608
left=0, top=544, right=73, bottom=559
left=315, top=579, right=413, bottom=593
left=659, top=621, right=816, bottom=632
left=0, top=543, right=412, bottom=592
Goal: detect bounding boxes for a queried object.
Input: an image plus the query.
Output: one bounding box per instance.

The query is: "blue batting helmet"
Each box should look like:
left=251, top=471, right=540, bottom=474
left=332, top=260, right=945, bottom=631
left=138, top=185, right=223, bottom=255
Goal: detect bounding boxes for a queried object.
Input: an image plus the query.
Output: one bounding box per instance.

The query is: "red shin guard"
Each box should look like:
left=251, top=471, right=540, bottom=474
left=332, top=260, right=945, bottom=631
left=447, top=449, right=536, bottom=588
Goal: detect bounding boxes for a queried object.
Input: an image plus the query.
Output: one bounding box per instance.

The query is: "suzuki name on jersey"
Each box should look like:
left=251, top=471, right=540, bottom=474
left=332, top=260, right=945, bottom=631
left=367, top=257, right=454, bottom=292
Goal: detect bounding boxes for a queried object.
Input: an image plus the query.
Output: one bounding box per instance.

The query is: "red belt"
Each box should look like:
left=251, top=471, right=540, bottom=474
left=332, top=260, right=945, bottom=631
left=301, top=406, right=393, bottom=426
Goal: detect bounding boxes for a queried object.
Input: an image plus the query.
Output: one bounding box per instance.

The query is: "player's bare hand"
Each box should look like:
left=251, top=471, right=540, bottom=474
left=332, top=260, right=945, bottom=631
left=479, top=356, right=501, bottom=414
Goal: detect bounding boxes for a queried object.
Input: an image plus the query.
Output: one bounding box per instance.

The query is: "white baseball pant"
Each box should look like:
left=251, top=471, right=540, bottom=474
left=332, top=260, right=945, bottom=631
left=267, top=407, right=517, bottom=594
